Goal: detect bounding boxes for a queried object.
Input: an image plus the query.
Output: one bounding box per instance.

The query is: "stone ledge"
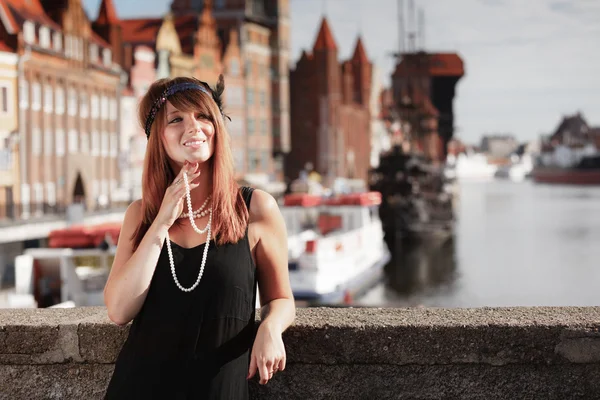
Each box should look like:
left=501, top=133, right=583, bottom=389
left=1, top=307, right=599, bottom=366
left=0, top=307, right=599, bottom=399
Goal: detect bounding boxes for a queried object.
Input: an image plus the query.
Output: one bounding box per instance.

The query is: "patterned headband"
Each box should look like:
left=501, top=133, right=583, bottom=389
left=144, top=81, right=229, bottom=138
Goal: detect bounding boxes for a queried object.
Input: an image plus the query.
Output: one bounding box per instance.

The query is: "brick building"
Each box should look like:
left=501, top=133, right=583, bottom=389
left=286, top=18, right=372, bottom=184
left=0, top=0, right=122, bottom=218
left=171, top=0, right=292, bottom=186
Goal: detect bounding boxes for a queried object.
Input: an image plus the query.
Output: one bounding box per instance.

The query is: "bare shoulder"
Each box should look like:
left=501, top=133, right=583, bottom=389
left=124, top=199, right=143, bottom=224
left=248, top=189, right=280, bottom=223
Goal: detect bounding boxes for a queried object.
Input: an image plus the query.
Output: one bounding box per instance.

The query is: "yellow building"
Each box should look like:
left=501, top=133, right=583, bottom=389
left=0, top=47, right=18, bottom=219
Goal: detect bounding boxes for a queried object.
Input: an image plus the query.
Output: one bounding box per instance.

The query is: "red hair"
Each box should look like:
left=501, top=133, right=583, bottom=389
left=132, top=76, right=248, bottom=250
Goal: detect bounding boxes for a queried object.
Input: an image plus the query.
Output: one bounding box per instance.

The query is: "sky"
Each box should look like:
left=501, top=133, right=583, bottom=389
left=83, top=0, right=600, bottom=144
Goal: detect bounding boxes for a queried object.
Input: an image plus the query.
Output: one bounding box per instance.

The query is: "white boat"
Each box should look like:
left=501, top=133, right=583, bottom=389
left=281, top=192, right=391, bottom=304
left=6, top=247, right=115, bottom=308
left=446, top=152, right=498, bottom=182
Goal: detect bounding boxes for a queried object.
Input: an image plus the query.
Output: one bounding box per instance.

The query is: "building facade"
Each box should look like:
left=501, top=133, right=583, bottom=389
left=0, top=0, right=122, bottom=220
left=286, top=18, right=373, bottom=184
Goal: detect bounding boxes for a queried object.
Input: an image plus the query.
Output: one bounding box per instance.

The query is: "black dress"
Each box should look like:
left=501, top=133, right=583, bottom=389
left=105, top=187, right=257, bottom=400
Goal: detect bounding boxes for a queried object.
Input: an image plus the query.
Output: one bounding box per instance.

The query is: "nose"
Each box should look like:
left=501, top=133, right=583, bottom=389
left=187, top=116, right=203, bottom=135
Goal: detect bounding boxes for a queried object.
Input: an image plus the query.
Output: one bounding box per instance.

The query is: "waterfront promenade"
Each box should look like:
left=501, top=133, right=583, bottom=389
left=1, top=307, right=599, bottom=399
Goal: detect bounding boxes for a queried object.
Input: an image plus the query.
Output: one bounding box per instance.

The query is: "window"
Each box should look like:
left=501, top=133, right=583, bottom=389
left=245, top=60, right=251, bottom=76
left=101, top=132, right=109, bottom=157
left=43, top=84, right=53, bottom=113
left=68, top=87, right=76, bottom=116
left=55, top=129, right=65, bottom=156
left=68, top=129, right=78, bottom=153
left=227, top=117, right=243, bottom=137
left=80, top=91, right=88, bottom=118
left=65, top=35, right=71, bottom=58
left=233, top=148, right=245, bottom=172
left=45, top=182, right=56, bottom=206
left=80, top=132, right=89, bottom=154
left=103, top=48, right=112, bottom=66
left=247, top=118, right=254, bottom=134
left=110, top=133, right=118, bottom=157
left=247, top=88, right=253, bottom=105
left=110, top=98, right=117, bottom=121
left=21, top=184, right=30, bottom=216
left=228, top=86, right=243, bottom=107
left=34, top=183, right=44, bottom=209
left=39, top=26, right=50, bottom=48
left=55, top=86, right=64, bottom=115
left=249, top=150, right=260, bottom=171
left=92, top=180, right=99, bottom=198
left=91, top=94, right=99, bottom=119
left=101, top=180, right=108, bottom=196
left=101, top=95, right=108, bottom=119
left=32, top=128, right=41, bottom=155
left=44, top=129, right=53, bottom=156
left=229, top=60, right=240, bottom=77
left=89, top=43, right=99, bottom=63
left=261, top=150, right=270, bottom=171
left=260, top=90, right=265, bottom=106
left=0, top=85, right=8, bottom=114
left=91, top=131, right=99, bottom=156
left=19, top=80, right=28, bottom=109
left=261, top=119, right=267, bottom=135
left=31, top=82, right=41, bottom=110
left=23, top=21, right=35, bottom=45
left=53, top=32, right=62, bottom=51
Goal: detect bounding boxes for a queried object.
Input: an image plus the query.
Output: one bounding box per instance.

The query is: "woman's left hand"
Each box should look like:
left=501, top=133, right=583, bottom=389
left=247, top=322, right=286, bottom=385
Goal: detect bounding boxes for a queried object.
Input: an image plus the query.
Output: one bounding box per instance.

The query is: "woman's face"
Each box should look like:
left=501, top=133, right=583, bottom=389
left=162, top=100, right=215, bottom=168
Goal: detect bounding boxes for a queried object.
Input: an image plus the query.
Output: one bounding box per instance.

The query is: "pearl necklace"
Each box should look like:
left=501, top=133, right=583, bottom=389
left=165, top=171, right=212, bottom=292
left=179, top=195, right=211, bottom=219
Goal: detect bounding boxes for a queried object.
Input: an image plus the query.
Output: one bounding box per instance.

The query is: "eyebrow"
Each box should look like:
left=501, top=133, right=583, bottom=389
left=167, top=110, right=180, bottom=117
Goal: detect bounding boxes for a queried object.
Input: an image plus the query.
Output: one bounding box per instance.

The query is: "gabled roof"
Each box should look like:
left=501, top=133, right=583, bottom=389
left=313, top=17, right=337, bottom=51
left=95, top=0, right=119, bottom=25
left=2, top=0, right=61, bottom=32
left=121, top=15, right=198, bottom=54
left=351, top=37, right=368, bottom=63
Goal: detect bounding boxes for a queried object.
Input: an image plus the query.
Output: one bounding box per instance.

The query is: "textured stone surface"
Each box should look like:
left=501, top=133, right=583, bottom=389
left=250, top=364, right=600, bottom=400
left=0, top=364, right=114, bottom=400
left=0, top=307, right=599, bottom=399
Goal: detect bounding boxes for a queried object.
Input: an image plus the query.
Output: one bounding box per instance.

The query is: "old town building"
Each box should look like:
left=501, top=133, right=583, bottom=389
left=286, top=17, right=372, bottom=184
left=0, top=0, right=122, bottom=220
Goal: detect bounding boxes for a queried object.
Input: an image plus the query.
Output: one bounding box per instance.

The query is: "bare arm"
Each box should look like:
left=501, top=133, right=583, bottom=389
left=103, top=200, right=169, bottom=325
left=252, top=190, right=295, bottom=331
left=247, top=189, right=295, bottom=385
left=104, top=162, right=201, bottom=325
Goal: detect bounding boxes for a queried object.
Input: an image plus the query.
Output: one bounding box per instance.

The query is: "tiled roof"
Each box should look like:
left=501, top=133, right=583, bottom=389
left=121, top=15, right=198, bottom=54
left=3, top=0, right=61, bottom=32
left=313, top=17, right=337, bottom=51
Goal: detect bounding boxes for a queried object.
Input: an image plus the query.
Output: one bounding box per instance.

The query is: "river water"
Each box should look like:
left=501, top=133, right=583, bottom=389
left=358, top=180, right=600, bottom=307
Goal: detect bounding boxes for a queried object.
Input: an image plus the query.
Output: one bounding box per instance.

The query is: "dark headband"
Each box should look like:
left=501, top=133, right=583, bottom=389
left=144, top=82, right=212, bottom=137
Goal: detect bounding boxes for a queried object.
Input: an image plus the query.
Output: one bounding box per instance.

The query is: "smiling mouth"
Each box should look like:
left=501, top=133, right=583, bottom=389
left=184, top=140, right=206, bottom=147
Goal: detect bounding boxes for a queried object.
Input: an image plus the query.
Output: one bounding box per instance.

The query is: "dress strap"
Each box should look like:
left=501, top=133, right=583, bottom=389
left=240, top=186, right=255, bottom=210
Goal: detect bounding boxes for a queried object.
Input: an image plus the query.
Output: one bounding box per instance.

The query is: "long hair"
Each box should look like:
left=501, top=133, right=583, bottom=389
left=131, top=76, right=248, bottom=250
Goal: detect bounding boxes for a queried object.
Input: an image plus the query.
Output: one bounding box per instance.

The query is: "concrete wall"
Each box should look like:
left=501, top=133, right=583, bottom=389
left=1, top=307, right=599, bottom=399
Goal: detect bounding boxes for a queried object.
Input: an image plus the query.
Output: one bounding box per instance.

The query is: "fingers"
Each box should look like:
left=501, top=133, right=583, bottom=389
left=259, top=361, right=271, bottom=385
left=247, top=354, right=257, bottom=380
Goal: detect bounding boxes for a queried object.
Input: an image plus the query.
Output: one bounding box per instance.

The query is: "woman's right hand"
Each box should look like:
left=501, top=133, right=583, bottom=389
left=155, top=161, right=202, bottom=229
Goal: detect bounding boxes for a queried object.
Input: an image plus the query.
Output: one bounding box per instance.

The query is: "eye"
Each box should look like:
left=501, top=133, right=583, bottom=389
left=168, top=117, right=182, bottom=124
left=196, top=113, right=212, bottom=122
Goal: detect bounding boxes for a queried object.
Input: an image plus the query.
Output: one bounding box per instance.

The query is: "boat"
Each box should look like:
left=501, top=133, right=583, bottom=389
left=281, top=191, right=391, bottom=305
left=533, top=155, right=600, bottom=185
left=5, top=191, right=390, bottom=308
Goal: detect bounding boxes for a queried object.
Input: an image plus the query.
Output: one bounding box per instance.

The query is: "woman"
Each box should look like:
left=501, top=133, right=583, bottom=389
left=104, top=75, right=295, bottom=399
